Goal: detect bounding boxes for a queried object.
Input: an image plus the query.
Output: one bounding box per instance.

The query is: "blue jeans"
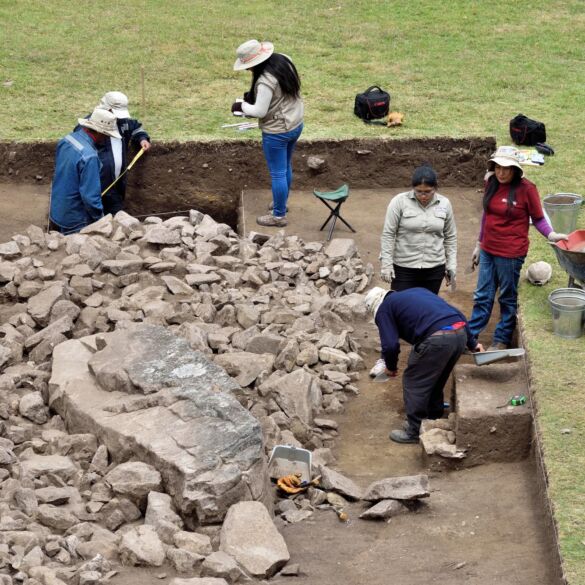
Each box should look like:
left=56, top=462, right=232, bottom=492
left=262, top=123, right=303, bottom=217
left=468, top=250, right=525, bottom=346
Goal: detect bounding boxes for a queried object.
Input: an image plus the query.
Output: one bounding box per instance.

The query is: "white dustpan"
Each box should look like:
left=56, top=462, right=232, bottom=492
left=473, top=348, right=525, bottom=366
left=268, top=445, right=312, bottom=482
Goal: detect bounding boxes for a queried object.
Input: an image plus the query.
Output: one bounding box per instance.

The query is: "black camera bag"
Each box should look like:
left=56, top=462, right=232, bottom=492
left=354, top=86, right=390, bottom=121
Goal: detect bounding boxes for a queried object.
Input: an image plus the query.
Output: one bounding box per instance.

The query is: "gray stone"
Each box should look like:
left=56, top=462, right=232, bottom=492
left=319, top=466, right=363, bottom=500
left=161, top=276, right=195, bottom=296
left=105, top=462, right=162, bottom=506
left=145, top=491, right=184, bottom=532
left=324, top=239, right=357, bottom=259
left=120, top=525, right=165, bottom=567
left=214, top=352, right=274, bottom=387
left=0, top=240, right=21, bottom=258
left=18, top=392, right=49, bottom=424
left=174, top=531, right=212, bottom=556
left=144, top=226, right=181, bottom=245
left=20, top=454, right=77, bottom=481
left=261, top=369, right=322, bottom=426
left=167, top=547, right=204, bottom=573
left=363, top=475, right=430, bottom=501
left=282, top=509, right=313, bottom=523
left=220, top=501, right=289, bottom=578
left=50, top=325, right=268, bottom=524
left=245, top=333, right=284, bottom=355
left=37, top=504, right=78, bottom=530
left=359, top=499, right=408, bottom=520
left=27, top=283, right=67, bottom=326
left=201, top=551, right=243, bottom=582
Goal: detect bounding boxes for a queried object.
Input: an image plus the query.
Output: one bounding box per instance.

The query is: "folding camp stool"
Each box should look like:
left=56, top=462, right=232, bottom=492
left=312, top=184, right=356, bottom=241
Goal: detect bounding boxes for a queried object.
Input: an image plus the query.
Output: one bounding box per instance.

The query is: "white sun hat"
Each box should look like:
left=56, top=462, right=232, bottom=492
left=78, top=108, right=121, bottom=139
left=364, top=287, right=389, bottom=317
left=488, top=145, right=524, bottom=177
left=234, top=39, right=274, bottom=71
left=99, top=91, right=131, bottom=119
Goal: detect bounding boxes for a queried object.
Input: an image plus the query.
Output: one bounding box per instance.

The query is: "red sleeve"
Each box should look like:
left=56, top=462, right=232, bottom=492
left=524, top=180, right=544, bottom=221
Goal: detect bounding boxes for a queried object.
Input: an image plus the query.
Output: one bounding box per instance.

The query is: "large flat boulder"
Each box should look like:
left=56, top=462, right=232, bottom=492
left=49, top=324, right=269, bottom=525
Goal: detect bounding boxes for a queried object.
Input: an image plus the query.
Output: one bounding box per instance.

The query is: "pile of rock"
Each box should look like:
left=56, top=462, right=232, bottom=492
left=272, top=464, right=431, bottom=525
left=0, top=210, right=374, bottom=583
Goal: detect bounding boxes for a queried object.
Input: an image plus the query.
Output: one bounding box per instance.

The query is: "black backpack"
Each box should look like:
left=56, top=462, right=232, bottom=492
left=509, top=114, right=546, bottom=146
left=354, top=86, right=390, bottom=122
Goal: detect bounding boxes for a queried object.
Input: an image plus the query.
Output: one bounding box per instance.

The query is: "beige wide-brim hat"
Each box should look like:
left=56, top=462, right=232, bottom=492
left=78, top=108, right=121, bottom=139
left=234, top=39, right=274, bottom=71
left=99, top=91, right=131, bottom=119
left=488, top=145, right=524, bottom=177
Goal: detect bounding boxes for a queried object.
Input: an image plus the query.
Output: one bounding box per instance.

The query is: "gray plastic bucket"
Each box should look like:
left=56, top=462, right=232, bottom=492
left=548, top=288, right=585, bottom=339
left=543, top=193, right=583, bottom=234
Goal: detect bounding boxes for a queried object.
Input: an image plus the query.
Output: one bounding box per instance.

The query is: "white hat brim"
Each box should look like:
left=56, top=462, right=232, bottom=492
left=489, top=156, right=524, bottom=177
left=233, top=42, right=274, bottom=71
left=78, top=118, right=122, bottom=139
left=111, top=107, right=130, bottom=119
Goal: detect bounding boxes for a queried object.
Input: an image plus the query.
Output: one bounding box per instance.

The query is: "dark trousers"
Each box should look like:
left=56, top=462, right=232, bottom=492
left=392, top=264, right=446, bottom=294
left=102, top=188, right=125, bottom=216
left=403, top=330, right=466, bottom=436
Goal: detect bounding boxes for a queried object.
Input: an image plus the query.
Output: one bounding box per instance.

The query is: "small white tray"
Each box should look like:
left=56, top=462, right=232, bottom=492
left=473, top=348, right=526, bottom=366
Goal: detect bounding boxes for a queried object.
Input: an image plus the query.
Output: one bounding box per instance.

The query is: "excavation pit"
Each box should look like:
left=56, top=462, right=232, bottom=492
left=0, top=137, right=564, bottom=585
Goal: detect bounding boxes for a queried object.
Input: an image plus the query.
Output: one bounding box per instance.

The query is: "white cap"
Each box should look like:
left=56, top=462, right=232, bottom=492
left=78, top=108, right=121, bottom=138
left=99, top=91, right=131, bottom=119
left=364, top=287, right=389, bottom=317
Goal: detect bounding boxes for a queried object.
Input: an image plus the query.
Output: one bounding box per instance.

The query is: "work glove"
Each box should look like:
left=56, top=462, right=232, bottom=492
left=471, top=242, right=481, bottom=271
left=445, top=269, right=456, bottom=287
left=231, top=101, right=243, bottom=114
left=548, top=231, right=569, bottom=242
left=380, top=265, right=395, bottom=283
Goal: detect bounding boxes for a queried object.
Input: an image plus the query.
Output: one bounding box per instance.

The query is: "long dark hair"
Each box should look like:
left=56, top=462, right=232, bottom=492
left=247, top=53, right=301, bottom=103
left=483, top=167, right=523, bottom=213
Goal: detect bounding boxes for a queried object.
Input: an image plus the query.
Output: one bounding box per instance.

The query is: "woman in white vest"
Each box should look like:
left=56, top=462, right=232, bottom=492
left=232, top=40, right=304, bottom=228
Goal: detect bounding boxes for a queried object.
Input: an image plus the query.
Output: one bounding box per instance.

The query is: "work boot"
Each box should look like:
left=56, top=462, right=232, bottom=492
left=268, top=202, right=289, bottom=212
left=487, top=342, right=508, bottom=351
left=389, top=429, right=419, bottom=444
left=369, top=358, right=386, bottom=378
left=256, top=214, right=288, bottom=228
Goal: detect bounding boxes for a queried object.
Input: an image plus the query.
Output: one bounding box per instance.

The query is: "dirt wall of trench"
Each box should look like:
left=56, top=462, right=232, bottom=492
left=0, top=137, right=495, bottom=226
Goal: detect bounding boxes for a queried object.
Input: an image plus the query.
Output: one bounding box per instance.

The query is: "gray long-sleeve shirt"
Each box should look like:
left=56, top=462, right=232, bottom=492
left=380, top=190, right=457, bottom=272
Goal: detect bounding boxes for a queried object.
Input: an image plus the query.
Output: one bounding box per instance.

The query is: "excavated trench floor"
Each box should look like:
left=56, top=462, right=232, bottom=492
left=0, top=136, right=562, bottom=584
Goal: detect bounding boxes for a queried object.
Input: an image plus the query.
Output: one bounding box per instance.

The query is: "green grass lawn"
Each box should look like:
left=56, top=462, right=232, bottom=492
left=2, top=0, right=585, bottom=580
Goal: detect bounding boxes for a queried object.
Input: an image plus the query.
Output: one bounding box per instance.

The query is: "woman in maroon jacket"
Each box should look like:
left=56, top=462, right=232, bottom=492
left=468, top=146, right=567, bottom=350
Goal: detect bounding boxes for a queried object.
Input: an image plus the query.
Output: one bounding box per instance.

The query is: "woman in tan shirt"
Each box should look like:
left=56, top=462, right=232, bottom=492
left=370, top=166, right=457, bottom=377
left=232, top=40, right=304, bottom=228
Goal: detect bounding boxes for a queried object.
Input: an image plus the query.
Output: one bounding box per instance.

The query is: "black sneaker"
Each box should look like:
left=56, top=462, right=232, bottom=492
left=389, top=429, right=419, bottom=444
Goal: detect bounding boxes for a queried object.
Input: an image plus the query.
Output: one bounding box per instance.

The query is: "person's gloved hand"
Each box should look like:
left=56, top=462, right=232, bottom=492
left=548, top=231, right=569, bottom=242
left=471, top=242, right=481, bottom=271
left=380, top=265, right=395, bottom=283
left=445, top=269, right=456, bottom=286
left=231, top=101, right=243, bottom=114
left=386, top=369, right=398, bottom=377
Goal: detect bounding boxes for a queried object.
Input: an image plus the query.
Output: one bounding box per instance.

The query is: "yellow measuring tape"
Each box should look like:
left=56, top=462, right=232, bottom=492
left=101, top=147, right=145, bottom=197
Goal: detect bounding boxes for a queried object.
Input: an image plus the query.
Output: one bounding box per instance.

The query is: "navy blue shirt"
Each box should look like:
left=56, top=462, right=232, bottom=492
left=375, top=287, right=477, bottom=371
